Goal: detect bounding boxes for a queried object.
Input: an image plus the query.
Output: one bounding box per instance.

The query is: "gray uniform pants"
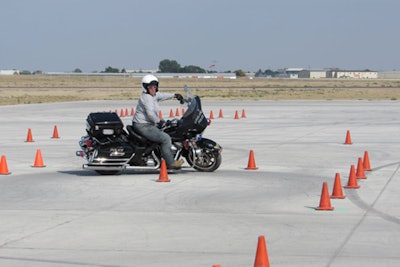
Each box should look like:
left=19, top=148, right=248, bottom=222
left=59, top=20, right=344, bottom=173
left=132, top=123, right=175, bottom=167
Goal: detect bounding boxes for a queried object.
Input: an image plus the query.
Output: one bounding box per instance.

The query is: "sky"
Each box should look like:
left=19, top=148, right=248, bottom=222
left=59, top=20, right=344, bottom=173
left=1, top=0, right=399, bottom=72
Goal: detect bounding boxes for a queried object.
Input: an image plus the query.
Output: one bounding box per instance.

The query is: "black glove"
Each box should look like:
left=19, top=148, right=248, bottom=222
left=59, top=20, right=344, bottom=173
left=175, top=93, right=184, bottom=104
left=157, top=119, right=166, bottom=129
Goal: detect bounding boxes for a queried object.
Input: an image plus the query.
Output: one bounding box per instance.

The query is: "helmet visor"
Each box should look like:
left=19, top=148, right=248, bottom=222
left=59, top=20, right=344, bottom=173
left=144, top=80, right=158, bottom=89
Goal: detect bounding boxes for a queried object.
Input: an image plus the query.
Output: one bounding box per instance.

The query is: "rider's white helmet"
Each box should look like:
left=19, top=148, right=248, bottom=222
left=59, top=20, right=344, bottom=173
left=141, top=74, right=159, bottom=93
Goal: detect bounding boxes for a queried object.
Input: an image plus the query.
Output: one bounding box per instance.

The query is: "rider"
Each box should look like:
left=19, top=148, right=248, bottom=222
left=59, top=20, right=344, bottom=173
left=132, top=74, right=184, bottom=169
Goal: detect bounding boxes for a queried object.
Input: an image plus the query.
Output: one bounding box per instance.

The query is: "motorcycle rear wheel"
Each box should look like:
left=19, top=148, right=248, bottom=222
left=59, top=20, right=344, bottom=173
left=185, top=149, right=222, bottom=172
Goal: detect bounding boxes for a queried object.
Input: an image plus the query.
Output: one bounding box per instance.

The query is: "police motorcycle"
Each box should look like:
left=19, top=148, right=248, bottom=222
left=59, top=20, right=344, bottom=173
left=76, top=86, right=222, bottom=175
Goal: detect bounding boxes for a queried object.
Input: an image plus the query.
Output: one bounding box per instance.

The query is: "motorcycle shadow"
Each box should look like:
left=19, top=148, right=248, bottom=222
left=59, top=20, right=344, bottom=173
left=58, top=167, right=196, bottom=177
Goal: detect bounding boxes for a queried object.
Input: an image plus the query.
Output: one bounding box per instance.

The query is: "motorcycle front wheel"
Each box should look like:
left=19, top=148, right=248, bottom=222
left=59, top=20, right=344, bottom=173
left=185, top=149, right=222, bottom=172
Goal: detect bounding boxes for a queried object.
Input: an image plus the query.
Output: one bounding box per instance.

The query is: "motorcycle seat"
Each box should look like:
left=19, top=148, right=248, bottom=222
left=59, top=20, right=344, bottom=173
left=126, top=125, right=150, bottom=144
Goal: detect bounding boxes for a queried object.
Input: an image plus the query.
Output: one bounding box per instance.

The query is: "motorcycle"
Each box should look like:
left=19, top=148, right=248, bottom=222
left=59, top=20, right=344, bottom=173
left=76, top=86, right=222, bottom=175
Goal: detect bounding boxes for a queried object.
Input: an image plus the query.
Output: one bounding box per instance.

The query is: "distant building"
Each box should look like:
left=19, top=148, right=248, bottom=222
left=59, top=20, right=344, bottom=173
left=328, top=70, right=378, bottom=79
left=284, top=68, right=304, bottom=79
left=298, top=70, right=327, bottom=79
left=45, top=72, right=237, bottom=79
left=125, top=69, right=158, bottom=74
left=378, top=71, right=400, bottom=79
left=0, top=69, right=19, bottom=75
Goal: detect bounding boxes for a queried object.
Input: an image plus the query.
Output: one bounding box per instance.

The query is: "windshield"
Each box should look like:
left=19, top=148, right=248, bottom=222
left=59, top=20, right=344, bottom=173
left=184, top=85, right=194, bottom=100
left=182, top=85, right=198, bottom=119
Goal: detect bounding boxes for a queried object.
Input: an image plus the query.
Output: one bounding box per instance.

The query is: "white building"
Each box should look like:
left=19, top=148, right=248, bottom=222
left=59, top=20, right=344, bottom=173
left=0, top=69, right=19, bottom=75
left=331, top=70, right=378, bottom=79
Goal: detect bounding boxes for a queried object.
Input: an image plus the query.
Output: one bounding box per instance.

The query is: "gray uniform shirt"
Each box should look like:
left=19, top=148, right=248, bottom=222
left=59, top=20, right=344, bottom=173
left=132, top=92, right=175, bottom=125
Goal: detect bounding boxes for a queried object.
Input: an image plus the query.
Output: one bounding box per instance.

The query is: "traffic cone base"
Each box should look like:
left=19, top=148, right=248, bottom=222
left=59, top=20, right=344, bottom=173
left=344, top=165, right=360, bottom=189
left=32, top=149, right=46, bottom=168
left=316, top=182, right=334, bottom=210
left=254, top=235, right=270, bottom=267
left=245, top=150, right=258, bottom=170
left=331, top=173, right=346, bottom=199
left=157, top=160, right=170, bottom=182
left=0, top=155, right=11, bottom=175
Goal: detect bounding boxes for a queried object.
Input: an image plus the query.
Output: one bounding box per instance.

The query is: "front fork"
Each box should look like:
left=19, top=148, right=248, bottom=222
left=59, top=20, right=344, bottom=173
left=178, top=137, right=222, bottom=165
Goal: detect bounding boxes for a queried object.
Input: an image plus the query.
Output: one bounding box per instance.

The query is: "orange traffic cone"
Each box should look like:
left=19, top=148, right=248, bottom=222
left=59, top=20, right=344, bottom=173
left=245, top=150, right=258, bottom=170
left=182, top=108, right=185, bottom=115
left=209, top=110, right=214, bottom=119
left=119, top=109, right=124, bottom=117
left=356, top=157, right=366, bottom=179
left=125, top=108, right=129, bottom=116
left=344, top=130, right=352, bottom=145
left=131, top=107, right=135, bottom=116
left=316, top=182, right=334, bottom=210
left=0, top=155, right=11, bottom=175
left=159, top=110, right=163, bottom=119
left=25, top=128, right=34, bottom=142
left=241, top=109, right=247, bottom=118
left=156, top=160, right=170, bottom=182
left=344, top=165, right=360, bottom=189
left=234, top=110, right=239, bottom=119
left=51, top=125, right=60, bottom=139
left=175, top=108, right=180, bottom=117
left=169, top=109, right=174, bottom=118
left=218, top=108, right=224, bottom=118
left=32, top=149, right=46, bottom=168
left=331, top=173, right=345, bottom=199
left=212, top=265, right=221, bottom=267
left=363, top=151, right=372, bottom=171
left=254, top=235, right=270, bottom=267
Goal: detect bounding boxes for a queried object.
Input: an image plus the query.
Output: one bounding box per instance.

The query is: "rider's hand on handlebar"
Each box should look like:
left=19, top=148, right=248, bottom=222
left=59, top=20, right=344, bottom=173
left=157, top=119, right=166, bottom=129
left=174, top=93, right=184, bottom=104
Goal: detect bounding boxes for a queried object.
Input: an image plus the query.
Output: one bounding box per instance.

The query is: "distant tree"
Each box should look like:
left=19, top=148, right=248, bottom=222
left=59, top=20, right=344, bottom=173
left=255, top=69, right=263, bottom=77
left=121, top=68, right=126, bottom=73
left=264, top=69, right=277, bottom=76
left=73, top=68, right=82, bottom=73
left=180, top=65, right=206, bottom=73
left=33, top=70, right=43, bottom=75
left=20, top=70, right=32, bottom=75
left=103, top=66, right=120, bottom=73
left=255, top=69, right=279, bottom=77
left=234, top=69, right=246, bottom=77
left=159, top=59, right=181, bottom=73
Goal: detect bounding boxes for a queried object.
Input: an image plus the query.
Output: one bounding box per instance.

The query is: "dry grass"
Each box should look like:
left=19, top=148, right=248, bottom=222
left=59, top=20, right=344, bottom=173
left=1, top=75, right=400, bottom=105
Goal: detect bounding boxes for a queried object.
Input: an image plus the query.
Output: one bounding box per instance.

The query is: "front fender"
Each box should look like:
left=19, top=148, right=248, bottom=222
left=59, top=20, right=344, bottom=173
left=197, top=138, right=222, bottom=152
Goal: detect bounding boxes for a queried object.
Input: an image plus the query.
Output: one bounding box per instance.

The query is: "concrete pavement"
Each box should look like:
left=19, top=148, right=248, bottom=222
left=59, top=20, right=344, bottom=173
left=0, top=99, right=399, bottom=266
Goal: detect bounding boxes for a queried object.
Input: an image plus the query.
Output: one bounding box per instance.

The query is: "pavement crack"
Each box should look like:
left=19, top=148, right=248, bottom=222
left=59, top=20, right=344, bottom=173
left=326, top=161, right=400, bottom=266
